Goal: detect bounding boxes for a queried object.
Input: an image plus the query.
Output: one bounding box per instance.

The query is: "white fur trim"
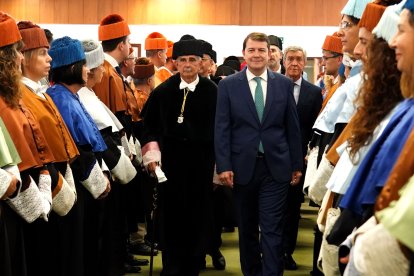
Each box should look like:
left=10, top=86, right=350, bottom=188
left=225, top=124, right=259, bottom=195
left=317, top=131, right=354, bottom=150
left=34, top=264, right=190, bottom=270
left=52, top=176, right=77, bottom=216
left=128, top=136, right=137, bottom=156
left=64, top=164, right=77, bottom=197
left=319, top=207, right=341, bottom=275
left=38, top=173, right=52, bottom=205
left=121, top=135, right=132, bottom=157
left=6, top=176, right=48, bottom=223
left=80, top=161, right=108, bottom=199
left=353, top=223, right=409, bottom=276
left=111, top=148, right=137, bottom=184
left=303, top=146, right=318, bottom=195
left=0, top=169, right=12, bottom=198
left=132, top=137, right=142, bottom=166
left=309, top=155, right=334, bottom=205
left=4, top=165, right=21, bottom=183
left=100, top=159, right=110, bottom=175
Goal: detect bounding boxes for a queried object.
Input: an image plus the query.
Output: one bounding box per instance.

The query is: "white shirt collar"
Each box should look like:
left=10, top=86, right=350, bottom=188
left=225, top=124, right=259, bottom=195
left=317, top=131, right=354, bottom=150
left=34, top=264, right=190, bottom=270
left=179, top=75, right=200, bottom=92
left=246, top=68, right=268, bottom=82
left=22, top=77, right=48, bottom=96
left=104, top=53, right=120, bottom=68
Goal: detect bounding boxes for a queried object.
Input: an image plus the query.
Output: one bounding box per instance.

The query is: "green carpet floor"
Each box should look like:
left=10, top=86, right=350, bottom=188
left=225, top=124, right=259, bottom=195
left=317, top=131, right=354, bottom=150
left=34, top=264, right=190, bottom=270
left=129, top=200, right=318, bottom=276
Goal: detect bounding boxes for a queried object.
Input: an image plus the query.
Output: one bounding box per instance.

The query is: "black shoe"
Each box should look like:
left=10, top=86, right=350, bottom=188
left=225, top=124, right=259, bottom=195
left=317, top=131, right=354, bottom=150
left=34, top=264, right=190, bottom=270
left=284, top=254, right=298, bottom=270
left=211, top=251, right=226, bottom=270
left=129, top=242, right=158, bottom=256
left=145, top=239, right=159, bottom=250
left=126, top=253, right=149, bottom=266
left=123, top=263, right=141, bottom=273
left=310, top=269, right=324, bottom=276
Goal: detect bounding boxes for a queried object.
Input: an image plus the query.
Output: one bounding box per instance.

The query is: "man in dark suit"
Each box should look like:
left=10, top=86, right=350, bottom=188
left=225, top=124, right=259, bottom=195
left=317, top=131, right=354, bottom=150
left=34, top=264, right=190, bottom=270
left=282, top=46, right=322, bottom=270
left=215, top=32, right=303, bottom=276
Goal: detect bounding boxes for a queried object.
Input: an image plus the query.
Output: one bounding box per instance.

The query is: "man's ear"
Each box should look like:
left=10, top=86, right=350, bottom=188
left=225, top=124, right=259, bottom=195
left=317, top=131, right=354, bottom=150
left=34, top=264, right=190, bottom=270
left=118, top=40, right=125, bottom=52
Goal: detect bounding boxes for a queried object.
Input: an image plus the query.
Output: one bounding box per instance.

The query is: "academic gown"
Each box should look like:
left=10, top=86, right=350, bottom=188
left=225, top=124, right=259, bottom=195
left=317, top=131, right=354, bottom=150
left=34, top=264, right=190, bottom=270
left=0, top=118, right=25, bottom=276
left=47, top=84, right=110, bottom=276
left=142, top=74, right=217, bottom=258
left=327, top=99, right=414, bottom=246
left=20, top=82, right=82, bottom=276
left=78, top=86, right=141, bottom=276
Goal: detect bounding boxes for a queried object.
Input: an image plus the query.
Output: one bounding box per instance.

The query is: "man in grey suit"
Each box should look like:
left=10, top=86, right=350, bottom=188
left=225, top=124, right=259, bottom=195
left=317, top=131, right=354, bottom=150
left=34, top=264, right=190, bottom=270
left=215, top=32, right=303, bottom=276
left=282, top=46, right=323, bottom=270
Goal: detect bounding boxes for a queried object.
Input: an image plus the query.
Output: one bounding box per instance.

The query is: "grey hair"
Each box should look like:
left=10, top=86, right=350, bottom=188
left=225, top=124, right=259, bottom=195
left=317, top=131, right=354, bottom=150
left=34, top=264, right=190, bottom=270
left=283, top=46, right=307, bottom=62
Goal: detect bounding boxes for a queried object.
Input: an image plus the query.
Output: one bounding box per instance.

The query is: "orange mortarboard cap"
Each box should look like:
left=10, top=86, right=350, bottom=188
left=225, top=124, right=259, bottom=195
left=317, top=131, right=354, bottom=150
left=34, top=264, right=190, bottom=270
left=98, top=14, right=130, bottom=41
left=145, top=32, right=167, bottom=50
left=18, top=21, right=49, bottom=52
left=0, top=12, right=22, bottom=48
left=358, top=3, right=387, bottom=32
left=166, top=40, right=173, bottom=58
left=322, top=32, right=343, bottom=54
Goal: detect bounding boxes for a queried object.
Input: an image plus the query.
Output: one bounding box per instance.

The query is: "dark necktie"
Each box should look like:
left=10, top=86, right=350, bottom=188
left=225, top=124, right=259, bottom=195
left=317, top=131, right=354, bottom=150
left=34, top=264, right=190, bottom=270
left=115, top=66, right=122, bottom=76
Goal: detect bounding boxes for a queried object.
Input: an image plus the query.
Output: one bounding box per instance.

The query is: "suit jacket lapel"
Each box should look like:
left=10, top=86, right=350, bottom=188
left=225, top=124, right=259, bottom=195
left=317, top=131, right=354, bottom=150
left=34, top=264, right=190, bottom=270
left=239, top=71, right=260, bottom=124
left=297, top=79, right=308, bottom=108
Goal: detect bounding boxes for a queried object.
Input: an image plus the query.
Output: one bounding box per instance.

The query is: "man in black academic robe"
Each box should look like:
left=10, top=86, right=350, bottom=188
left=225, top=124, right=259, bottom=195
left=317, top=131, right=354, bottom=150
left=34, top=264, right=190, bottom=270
left=141, top=38, right=217, bottom=276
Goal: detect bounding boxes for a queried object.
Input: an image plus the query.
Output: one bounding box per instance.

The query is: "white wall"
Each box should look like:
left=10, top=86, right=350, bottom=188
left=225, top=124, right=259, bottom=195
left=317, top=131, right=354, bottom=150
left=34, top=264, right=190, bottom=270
left=40, top=24, right=339, bottom=64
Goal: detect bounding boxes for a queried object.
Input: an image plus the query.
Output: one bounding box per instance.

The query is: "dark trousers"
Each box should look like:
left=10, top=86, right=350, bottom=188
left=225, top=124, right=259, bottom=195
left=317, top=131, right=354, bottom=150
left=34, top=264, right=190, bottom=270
left=283, top=160, right=307, bottom=255
left=234, top=158, right=289, bottom=276
left=283, top=184, right=303, bottom=255
left=161, top=251, right=202, bottom=276
left=211, top=185, right=225, bottom=253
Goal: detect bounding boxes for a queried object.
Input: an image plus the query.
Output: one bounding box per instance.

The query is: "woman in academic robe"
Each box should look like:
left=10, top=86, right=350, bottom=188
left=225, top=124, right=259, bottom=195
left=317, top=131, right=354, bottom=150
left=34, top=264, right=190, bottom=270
left=0, top=11, right=55, bottom=276
left=47, top=36, right=111, bottom=276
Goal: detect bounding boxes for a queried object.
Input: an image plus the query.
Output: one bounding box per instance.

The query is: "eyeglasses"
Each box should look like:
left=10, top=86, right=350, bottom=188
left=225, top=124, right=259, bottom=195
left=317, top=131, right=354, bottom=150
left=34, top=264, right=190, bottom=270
left=322, top=54, right=340, bottom=61
left=339, top=21, right=354, bottom=30
left=177, top=57, right=200, bottom=63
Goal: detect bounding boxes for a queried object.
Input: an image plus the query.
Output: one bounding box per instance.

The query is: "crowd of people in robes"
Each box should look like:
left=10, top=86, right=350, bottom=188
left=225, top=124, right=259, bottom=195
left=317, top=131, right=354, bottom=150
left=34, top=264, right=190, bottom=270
left=1, top=0, right=414, bottom=275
